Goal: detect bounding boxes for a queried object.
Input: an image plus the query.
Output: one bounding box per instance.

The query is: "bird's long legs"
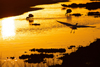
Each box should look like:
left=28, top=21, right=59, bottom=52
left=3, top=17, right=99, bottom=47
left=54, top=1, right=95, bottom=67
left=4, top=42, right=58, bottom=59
left=70, top=30, right=72, bottom=33
left=73, top=30, right=75, bottom=33
left=70, top=30, right=75, bottom=33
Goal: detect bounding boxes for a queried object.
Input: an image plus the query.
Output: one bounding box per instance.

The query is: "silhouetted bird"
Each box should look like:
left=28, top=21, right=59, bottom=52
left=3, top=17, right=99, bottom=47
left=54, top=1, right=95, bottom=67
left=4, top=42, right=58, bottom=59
left=26, top=17, right=30, bottom=20
left=29, top=14, right=34, bottom=17
left=65, top=9, right=72, bottom=15
left=26, top=14, right=34, bottom=20
left=57, top=20, right=96, bottom=33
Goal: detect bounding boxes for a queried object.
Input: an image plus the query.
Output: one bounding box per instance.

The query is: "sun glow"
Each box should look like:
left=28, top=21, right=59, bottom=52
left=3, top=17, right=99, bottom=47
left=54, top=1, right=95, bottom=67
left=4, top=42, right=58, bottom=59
left=1, top=17, right=16, bottom=40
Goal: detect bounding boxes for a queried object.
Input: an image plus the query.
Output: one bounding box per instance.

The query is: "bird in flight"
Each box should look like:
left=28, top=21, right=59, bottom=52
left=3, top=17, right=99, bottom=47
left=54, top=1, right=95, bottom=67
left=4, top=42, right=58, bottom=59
left=57, top=20, right=96, bottom=33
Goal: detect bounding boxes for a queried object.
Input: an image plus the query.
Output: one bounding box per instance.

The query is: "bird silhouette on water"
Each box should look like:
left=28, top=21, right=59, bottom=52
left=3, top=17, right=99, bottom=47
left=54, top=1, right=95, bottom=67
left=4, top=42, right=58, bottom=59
left=26, top=14, right=34, bottom=22
left=26, top=14, right=40, bottom=26
left=57, top=20, right=96, bottom=33
left=65, top=9, right=72, bottom=16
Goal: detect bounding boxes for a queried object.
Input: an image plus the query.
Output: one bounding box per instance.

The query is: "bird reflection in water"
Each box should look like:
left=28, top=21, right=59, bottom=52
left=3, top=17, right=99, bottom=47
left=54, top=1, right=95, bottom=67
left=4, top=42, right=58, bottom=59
left=57, top=21, right=96, bottom=33
left=28, top=18, right=34, bottom=25
left=66, top=15, right=72, bottom=22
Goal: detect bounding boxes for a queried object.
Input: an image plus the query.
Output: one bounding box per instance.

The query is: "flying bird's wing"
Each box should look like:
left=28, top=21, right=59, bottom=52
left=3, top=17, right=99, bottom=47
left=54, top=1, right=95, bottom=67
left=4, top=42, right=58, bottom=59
left=57, top=20, right=96, bottom=28
left=77, top=25, right=96, bottom=28
left=57, top=20, right=74, bottom=26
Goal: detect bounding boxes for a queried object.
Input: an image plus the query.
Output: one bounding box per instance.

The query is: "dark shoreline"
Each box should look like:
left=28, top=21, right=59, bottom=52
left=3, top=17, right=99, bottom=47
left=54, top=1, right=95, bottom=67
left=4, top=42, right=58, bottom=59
left=50, top=38, right=100, bottom=67
left=17, top=38, right=100, bottom=67
left=0, top=0, right=69, bottom=18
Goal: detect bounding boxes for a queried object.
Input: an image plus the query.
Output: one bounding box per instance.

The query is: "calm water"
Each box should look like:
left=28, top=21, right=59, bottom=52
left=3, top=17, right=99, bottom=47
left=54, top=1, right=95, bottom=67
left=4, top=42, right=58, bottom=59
left=0, top=0, right=100, bottom=67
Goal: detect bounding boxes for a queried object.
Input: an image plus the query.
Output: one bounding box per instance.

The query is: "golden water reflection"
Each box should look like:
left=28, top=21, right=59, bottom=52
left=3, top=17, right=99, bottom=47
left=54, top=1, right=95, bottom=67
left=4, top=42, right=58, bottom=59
left=1, top=17, right=16, bottom=40
left=0, top=0, right=100, bottom=67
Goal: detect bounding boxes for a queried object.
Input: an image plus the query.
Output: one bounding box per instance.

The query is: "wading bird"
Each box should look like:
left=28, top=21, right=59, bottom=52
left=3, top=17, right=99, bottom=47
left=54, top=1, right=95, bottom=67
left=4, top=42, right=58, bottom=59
left=26, top=14, right=34, bottom=21
left=65, top=9, right=72, bottom=16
